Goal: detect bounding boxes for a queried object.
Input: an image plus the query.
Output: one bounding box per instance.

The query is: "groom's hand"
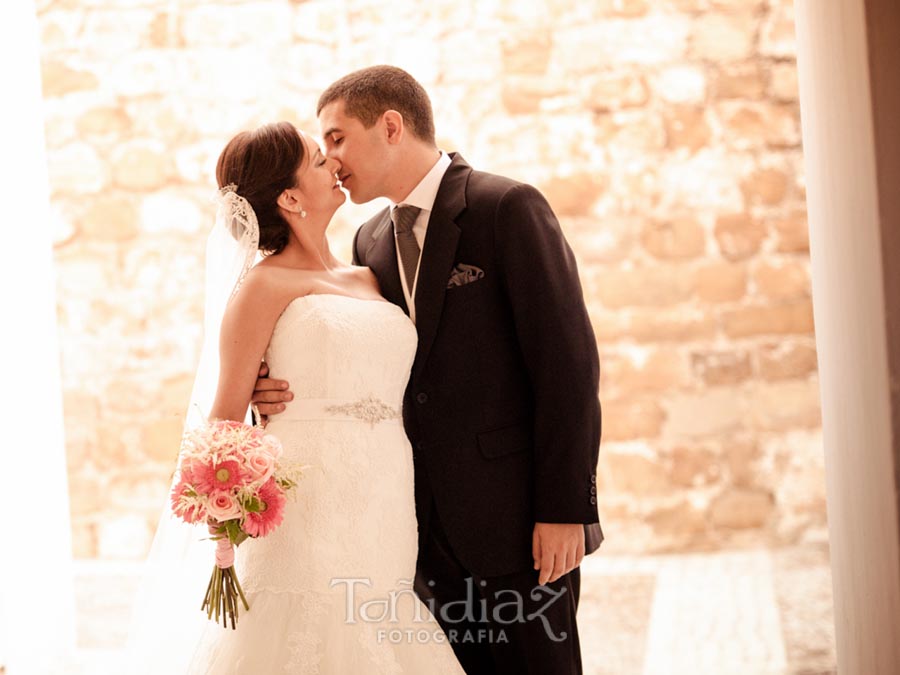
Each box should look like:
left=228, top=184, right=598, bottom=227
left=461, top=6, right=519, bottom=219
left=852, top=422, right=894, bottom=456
left=532, top=522, right=585, bottom=586
left=251, top=362, right=293, bottom=423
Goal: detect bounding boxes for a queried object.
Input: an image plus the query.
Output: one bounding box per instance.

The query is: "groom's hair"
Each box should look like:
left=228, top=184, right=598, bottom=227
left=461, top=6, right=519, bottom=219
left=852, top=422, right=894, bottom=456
left=317, top=66, right=436, bottom=146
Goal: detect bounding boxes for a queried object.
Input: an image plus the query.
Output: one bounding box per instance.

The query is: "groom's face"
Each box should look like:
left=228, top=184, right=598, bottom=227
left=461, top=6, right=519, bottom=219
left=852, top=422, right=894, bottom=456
left=319, top=100, right=389, bottom=204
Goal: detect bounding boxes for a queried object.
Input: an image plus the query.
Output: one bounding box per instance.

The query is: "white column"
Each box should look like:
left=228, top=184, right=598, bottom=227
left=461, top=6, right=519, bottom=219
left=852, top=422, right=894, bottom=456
left=795, top=1, right=900, bottom=673
left=0, top=1, right=76, bottom=672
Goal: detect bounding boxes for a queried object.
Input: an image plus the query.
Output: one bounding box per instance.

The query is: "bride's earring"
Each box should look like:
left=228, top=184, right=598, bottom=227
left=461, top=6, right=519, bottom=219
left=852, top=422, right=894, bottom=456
left=300, top=208, right=307, bottom=218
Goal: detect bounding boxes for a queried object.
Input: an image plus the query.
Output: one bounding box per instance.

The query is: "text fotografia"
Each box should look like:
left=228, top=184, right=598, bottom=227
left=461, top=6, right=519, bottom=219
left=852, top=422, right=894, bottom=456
left=330, top=576, right=569, bottom=643
left=377, top=627, right=509, bottom=645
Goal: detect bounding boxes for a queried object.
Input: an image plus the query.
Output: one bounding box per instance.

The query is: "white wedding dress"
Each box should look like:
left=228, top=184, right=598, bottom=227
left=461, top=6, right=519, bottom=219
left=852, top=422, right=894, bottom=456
left=183, top=293, right=465, bottom=674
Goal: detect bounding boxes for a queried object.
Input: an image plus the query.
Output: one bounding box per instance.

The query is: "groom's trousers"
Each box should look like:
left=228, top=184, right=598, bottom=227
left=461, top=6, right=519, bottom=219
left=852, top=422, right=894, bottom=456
left=414, top=502, right=584, bottom=675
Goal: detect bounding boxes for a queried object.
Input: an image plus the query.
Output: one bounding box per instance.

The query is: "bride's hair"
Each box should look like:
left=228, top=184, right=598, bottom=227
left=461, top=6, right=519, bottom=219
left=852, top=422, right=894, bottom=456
left=317, top=65, right=436, bottom=147
left=215, top=121, right=306, bottom=255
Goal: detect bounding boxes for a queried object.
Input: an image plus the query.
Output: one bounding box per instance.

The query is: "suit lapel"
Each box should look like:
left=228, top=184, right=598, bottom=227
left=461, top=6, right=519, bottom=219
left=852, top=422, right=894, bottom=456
left=364, top=210, right=409, bottom=315
left=412, top=153, right=471, bottom=376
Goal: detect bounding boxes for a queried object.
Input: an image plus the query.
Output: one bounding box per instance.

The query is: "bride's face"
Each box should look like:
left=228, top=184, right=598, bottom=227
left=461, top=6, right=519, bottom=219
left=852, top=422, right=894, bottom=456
left=318, top=100, right=390, bottom=204
left=291, top=133, right=345, bottom=217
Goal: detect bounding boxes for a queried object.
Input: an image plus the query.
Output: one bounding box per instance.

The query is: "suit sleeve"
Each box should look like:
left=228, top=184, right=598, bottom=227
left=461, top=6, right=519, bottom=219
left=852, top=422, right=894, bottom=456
left=351, top=226, right=363, bottom=266
left=494, top=183, right=601, bottom=524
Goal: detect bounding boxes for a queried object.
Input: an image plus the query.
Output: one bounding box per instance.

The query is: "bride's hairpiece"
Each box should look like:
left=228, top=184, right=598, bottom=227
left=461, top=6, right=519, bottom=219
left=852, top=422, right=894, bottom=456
left=214, top=183, right=258, bottom=243
left=210, top=181, right=260, bottom=300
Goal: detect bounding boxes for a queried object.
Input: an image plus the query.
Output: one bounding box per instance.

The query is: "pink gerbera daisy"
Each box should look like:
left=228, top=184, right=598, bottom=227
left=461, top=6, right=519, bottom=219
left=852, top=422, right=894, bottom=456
left=241, top=478, right=286, bottom=538
left=193, top=458, right=245, bottom=494
left=170, top=479, right=205, bottom=524
left=177, top=460, right=195, bottom=484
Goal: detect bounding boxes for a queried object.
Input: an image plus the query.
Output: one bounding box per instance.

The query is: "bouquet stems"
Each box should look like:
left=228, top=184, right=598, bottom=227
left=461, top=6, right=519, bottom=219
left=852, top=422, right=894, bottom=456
left=201, top=564, right=249, bottom=629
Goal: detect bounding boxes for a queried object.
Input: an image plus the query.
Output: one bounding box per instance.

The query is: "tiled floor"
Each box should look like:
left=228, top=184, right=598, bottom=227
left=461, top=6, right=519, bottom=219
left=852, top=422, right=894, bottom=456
left=30, top=544, right=838, bottom=674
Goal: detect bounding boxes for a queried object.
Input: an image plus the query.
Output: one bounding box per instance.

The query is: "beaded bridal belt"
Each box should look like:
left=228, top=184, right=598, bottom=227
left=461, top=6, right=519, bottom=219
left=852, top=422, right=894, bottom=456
left=274, top=395, right=403, bottom=428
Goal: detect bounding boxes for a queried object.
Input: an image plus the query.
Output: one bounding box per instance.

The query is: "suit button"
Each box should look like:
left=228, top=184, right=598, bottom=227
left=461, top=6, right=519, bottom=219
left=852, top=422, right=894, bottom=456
left=416, top=392, right=428, bottom=404
left=590, top=496, right=597, bottom=505
left=590, top=475, right=597, bottom=485
left=590, top=486, right=597, bottom=496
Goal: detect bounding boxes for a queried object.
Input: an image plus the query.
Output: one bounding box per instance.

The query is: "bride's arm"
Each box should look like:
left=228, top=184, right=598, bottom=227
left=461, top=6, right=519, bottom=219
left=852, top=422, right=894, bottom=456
left=209, top=272, right=288, bottom=422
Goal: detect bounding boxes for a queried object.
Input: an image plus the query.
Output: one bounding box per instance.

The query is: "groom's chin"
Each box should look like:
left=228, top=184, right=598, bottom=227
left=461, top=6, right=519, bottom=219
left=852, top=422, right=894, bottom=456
left=347, top=191, right=370, bottom=205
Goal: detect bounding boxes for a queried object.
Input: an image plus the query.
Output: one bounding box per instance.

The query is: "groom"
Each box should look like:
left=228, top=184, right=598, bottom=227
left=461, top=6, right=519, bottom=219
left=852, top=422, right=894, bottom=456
left=254, top=66, right=603, bottom=674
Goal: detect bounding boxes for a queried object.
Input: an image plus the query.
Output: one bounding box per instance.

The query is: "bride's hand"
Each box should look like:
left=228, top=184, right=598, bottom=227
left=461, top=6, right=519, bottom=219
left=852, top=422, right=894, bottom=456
left=251, top=362, right=293, bottom=423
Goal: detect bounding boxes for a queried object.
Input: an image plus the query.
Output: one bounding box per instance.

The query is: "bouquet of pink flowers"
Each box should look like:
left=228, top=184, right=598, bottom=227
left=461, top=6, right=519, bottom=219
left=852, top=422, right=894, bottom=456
left=169, top=419, right=298, bottom=629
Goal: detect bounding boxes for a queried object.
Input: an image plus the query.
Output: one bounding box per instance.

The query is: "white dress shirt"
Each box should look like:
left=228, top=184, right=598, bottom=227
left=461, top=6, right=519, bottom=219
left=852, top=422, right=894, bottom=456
left=390, top=151, right=452, bottom=325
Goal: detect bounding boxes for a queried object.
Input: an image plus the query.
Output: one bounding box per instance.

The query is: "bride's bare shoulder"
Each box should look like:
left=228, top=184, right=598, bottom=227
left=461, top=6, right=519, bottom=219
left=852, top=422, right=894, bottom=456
left=230, top=265, right=315, bottom=314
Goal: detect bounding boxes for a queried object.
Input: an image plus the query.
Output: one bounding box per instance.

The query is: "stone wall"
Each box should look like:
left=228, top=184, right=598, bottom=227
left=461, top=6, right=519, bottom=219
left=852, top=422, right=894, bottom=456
left=38, top=0, right=821, bottom=558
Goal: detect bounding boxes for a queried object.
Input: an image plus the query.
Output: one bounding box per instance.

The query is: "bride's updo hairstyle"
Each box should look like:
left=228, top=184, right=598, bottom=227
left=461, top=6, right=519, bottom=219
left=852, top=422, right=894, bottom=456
left=216, top=121, right=306, bottom=255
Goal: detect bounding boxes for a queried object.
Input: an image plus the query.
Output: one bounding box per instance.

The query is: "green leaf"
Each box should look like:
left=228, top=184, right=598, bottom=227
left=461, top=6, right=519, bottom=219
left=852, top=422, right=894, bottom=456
left=224, top=519, right=242, bottom=544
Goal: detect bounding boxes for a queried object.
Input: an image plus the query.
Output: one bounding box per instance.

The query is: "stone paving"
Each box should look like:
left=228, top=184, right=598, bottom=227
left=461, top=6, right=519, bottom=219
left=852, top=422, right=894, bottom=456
left=55, top=544, right=835, bottom=674
left=578, top=544, right=836, bottom=675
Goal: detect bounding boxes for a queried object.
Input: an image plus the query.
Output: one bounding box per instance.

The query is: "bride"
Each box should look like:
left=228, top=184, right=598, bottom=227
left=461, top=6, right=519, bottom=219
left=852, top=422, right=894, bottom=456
left=126, top=121, right=465, bottom=674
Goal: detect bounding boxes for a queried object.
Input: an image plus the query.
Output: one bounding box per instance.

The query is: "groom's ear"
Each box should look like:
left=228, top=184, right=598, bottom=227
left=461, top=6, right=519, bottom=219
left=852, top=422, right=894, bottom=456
left=382, top=110, right=404, bottom=145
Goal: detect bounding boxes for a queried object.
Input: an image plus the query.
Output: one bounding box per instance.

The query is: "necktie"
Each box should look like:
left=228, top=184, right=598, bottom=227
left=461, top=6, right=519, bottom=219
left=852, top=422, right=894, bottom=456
left=392, top=205, right=422, bottom=293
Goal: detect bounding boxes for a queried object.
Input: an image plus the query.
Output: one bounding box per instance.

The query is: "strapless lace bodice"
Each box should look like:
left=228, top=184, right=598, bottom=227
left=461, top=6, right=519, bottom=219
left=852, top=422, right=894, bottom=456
left=264, top=293, right=417, bottom=421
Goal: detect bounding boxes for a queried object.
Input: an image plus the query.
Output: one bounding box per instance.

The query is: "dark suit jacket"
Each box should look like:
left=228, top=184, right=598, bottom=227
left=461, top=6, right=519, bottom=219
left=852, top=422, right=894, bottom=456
left=353, top=153, right=604, bottom=578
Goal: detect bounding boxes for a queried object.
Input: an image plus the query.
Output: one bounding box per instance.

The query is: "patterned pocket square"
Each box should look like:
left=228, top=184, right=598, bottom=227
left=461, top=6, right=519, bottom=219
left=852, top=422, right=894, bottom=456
left=447, top=263, right=485, bottom=288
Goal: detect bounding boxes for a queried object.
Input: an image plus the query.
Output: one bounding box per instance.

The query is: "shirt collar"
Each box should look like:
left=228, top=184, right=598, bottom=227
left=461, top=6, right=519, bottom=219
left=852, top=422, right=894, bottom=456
left=390, top=151, right=452, bottom=213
